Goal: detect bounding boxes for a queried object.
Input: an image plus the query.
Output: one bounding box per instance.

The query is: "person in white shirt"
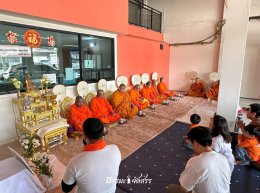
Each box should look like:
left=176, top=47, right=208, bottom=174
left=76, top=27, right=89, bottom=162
left=210, top=114, right=235, bottom=172
left=62, top=118, right=121, bottom=193
left=166, top=126, right=231, bottom=193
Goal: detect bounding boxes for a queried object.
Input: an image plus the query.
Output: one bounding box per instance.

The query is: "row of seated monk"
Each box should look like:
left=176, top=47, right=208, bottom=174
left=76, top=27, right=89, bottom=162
left=186, top=78, right=220, bottom=100
left=68, top=77, right=175, bottom=132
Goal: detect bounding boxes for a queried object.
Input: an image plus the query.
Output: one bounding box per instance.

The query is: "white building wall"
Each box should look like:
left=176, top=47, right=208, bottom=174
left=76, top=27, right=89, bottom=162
left=148, top=0, right=224, bottom=91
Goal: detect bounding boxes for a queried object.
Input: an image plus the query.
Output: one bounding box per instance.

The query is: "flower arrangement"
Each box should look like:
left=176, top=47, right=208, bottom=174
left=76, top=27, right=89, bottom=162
left=33, top=152, right=53, bottom=177
left=19, top=134, right=40, bottom=159
left=19, top=134, right=53, bottom=178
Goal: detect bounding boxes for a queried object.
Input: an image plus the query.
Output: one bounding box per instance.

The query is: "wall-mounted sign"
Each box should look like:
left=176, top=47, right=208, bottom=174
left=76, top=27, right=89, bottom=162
left=0, top=45, right=31, bottom=57
left=24, top=29, right=42, bottom=48
left=84, top=60, right=94, bottom=68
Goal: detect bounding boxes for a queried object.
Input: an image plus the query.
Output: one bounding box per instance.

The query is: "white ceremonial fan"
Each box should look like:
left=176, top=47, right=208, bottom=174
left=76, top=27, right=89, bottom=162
left=52, top=84, right=66, bottom=104
left=98, top=79, right=107, bottom=92
left=188, top=71, right=198, bottom=81
left=131, top=74, right=141, bottom=86
left=141, top=73, right=150, bottom=84
left=209, top=72, right=220, bottom=82
left=116, top=76, right=128, bottom=87
left=77, top=81, right=89, bottom=98
left=152, top=72, right=158, bottom=80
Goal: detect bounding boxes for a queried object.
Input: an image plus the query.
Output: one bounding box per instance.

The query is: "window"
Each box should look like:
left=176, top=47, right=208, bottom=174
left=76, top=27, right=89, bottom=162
left=0, top=22, right=115, bottom=95
left=81, top=35, right=114, bottom=82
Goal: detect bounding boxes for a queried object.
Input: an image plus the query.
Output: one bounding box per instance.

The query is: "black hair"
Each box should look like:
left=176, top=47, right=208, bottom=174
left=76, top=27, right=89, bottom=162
left=187, top=126, right=212, bottom=147
left=190, top=114, right=201, bottom=124
left=83, top=118, right=104, bottom=139
left=211, top=115, right=231, bottom=143
left=249, top=103, right=260, bottom=118
left=244, top=124, right=260, bottom=137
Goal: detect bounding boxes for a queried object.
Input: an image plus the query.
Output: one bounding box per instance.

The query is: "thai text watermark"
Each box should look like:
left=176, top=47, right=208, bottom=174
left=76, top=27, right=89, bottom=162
left=106, top=173, right=152, bottom=184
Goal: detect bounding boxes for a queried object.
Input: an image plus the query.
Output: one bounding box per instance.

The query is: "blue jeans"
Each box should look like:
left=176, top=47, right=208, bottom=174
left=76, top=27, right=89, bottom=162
left=235, top=147, right=252, bottom=165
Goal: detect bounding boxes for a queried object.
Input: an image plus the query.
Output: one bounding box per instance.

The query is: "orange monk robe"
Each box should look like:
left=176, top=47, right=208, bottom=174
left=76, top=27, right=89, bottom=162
left=151, top=85, right=167, bottom=100
left=207, top=83, right=219, bottom=100
left=187, top=81, right=206, bottom=97
left=89, top=96, right=121, bottom=124
left=140, top=86, right=163, bottom=104
left=129, top=88, right=149, bottom=110
left=110, top=90, right=138, bottom=119
left=157, top=82, right=175, bottom=97
left=69, top=104, right=92, bottom=131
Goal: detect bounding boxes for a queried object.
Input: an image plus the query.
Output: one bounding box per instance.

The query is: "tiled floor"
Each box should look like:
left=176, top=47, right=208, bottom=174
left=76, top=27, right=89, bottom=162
left=177, top=97, right=260, bottom=128
left=176, top=99, right=216, bottom=127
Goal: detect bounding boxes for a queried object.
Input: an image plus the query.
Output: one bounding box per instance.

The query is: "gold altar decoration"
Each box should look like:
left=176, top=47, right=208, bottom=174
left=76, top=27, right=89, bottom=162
left=11, top=78, right=23, bottom=99
left=40, top=76, right=51, bottom=94
left=12, top=76, right=61, bottom=129
left=12, top=75, right=67, bottom=152
left=25, top=74, right=38, bottom=93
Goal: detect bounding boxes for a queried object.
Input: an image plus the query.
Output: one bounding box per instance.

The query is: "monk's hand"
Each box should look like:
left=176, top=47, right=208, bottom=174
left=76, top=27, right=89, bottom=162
left=131, top=103, right=135, bottom=109
left=111, top=112, right=115, bottom=116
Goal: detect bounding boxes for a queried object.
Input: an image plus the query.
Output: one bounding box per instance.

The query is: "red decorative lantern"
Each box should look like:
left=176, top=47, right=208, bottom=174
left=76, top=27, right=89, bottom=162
left=7, top=31, right=17, bottom=44
left=24, top=29, right=42, bottom=48
left=47, top=36, right=55, bottom=47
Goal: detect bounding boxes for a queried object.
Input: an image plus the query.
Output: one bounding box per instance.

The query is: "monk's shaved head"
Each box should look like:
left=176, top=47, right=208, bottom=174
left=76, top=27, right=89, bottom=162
left=97, top=89, right=105, bottom=97
left=134, top=84, right=141, bottom=91
left=152, top=80, right=157, bottom=85
left=160, top=77, right=164, bottom=82
left=76, top=96, right=83, bottom=101
left=134, top=84, right=140, bottom=89
left=119, top=84, right=126, bottom=89
left=75, top=96, right=83, bottom=107
left=146, top=81, right=151, bottom=87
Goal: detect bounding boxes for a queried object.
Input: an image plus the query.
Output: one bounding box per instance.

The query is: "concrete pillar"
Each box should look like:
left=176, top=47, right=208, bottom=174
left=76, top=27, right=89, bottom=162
left=217, top=0, right=251, bottom=130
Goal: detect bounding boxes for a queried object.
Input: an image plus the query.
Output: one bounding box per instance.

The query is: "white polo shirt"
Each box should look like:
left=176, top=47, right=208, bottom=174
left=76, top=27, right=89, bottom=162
left=180, top=151, right=231, bottom=193
left=63, top=145, right=121, bottom=193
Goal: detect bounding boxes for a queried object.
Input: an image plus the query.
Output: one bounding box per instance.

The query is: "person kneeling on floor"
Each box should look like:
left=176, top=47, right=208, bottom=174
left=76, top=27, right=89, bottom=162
left=166, top=126, right=231, bottom=193
left=62, top=118, right=121, bottom=193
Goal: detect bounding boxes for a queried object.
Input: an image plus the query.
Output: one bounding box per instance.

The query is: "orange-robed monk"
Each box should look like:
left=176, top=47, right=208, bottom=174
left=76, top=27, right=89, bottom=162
left=141, top=81, right=163, bottom=104
left=207, top=80, right=219, bottom=100
left=187, top=78, right=206, bottom=97
left=129, top=84, right=149, bottom=110
left=151, top=80, right=167, bottom=100
left=110, top=84, right=138, bottom=119
left=89, top=89, right=121, bottom=124
left=157, top=77, right=175, bottom=97
left=69, top=96, right=93, bottom=131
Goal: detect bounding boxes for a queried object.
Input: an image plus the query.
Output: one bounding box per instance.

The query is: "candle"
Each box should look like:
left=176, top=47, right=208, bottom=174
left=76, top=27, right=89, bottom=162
left=25, top=79, right=29, bottom=93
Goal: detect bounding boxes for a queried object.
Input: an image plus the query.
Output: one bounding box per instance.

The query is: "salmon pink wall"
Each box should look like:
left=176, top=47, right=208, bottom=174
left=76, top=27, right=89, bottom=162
left=117, top=26, right=170, bottom=86
left=128, top=24, right=163, bottom=42
left=0, top=0, right=128, bottom=34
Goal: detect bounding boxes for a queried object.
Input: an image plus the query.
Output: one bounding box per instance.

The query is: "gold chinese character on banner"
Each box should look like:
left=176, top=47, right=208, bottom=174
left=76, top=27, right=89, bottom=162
left=47, top=36, right=55, bottom=47
left=24, top=29, right=42, bottom=48
left=7, top=31, right=17, bottom=44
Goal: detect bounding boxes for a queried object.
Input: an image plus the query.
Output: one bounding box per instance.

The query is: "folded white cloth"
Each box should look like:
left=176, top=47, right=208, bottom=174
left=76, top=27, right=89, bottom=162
left=37, top=122, right=69, bottom=139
